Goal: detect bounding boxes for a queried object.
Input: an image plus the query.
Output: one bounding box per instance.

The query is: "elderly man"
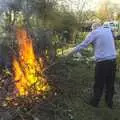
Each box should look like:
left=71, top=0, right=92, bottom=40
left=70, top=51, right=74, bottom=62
left=68, top=23, right=117, bottom=108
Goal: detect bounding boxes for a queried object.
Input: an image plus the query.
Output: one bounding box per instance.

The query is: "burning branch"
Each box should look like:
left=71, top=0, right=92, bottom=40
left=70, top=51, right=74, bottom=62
left=12, top=28, right=50, bottom=96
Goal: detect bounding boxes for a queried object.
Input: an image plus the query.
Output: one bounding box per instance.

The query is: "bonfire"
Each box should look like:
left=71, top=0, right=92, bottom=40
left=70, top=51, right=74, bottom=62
left=12, top=28, right=50, bottom=96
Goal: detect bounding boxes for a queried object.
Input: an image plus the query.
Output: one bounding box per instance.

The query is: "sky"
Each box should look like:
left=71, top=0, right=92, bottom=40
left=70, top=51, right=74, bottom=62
left=89, top=0, right=120, bottom=10
left=84, top=0, right=120, bottom=11
left=0, top=0, right=119, bottom=12
left=58, top=0, right=120, bottom=11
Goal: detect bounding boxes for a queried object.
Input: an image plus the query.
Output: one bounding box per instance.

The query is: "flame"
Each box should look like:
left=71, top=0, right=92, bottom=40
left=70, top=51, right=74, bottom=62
left=12, top=28, right=50, bottom=96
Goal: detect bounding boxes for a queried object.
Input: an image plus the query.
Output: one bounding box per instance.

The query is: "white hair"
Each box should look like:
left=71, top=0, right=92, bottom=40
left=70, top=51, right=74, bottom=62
left=91, top=23, right=101, bottom=30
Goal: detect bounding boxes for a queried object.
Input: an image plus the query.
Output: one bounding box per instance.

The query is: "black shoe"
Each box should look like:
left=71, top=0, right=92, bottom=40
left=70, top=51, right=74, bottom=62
left=107, top=103, right=113, bottom=109
left=105, top=100, right=113, bottom=109
left=83, top=98, right=99, bottom=108
left=89, top=99, right=99, bottom=108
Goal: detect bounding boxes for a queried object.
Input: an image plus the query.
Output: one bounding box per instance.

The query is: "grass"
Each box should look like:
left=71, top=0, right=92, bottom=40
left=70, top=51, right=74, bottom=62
left=1, top=55, right=120, bottom=120
left=46, top=58, right=120, bottom=120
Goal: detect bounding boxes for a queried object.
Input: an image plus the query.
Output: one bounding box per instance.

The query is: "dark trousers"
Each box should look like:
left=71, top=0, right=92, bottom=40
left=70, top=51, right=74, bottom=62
left=92, top=59, right=116, bottom=106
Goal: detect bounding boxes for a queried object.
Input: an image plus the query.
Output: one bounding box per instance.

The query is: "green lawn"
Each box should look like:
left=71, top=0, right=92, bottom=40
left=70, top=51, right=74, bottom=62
left=45, top=58, right=120, bottom=120
left=1, top=55, right=120, bottom=120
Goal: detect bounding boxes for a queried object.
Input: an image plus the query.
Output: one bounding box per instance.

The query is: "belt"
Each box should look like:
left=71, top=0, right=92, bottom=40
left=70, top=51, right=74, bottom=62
left=96, top=59, right=116, bottom=63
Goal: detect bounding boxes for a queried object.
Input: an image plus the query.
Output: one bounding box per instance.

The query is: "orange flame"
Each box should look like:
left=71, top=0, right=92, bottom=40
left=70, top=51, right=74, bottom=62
left=12, top=28, right=50, bottom=96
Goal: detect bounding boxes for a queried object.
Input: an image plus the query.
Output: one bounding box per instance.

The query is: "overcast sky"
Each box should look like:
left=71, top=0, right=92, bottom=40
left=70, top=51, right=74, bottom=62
left=0, top=0, right=119, bottom=12
left=85, top=0, right=120, bottom=10
left=58, top=0, right=120, bottom=11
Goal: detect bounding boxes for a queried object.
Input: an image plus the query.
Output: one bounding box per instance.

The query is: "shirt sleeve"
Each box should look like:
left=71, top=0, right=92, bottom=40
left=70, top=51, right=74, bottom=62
left=74, top=32, right=96, bottom=52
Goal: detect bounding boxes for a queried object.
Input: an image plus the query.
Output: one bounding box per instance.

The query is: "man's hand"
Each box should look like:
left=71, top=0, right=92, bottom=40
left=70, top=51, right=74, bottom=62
left=64, top=47, right=76, bottom=58
left=66, top=50, right=75, bottom=58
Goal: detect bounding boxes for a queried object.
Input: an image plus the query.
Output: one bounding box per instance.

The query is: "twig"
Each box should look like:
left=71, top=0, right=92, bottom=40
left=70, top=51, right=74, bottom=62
left=43, top=56, right=67, bottom=72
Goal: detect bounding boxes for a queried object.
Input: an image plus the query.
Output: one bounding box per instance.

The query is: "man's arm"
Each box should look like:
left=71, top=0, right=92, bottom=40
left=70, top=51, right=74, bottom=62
left=67, top=32, right=96, bottom=56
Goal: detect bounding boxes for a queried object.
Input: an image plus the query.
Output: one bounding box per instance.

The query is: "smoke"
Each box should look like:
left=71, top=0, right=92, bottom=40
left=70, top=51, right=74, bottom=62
left=0, top=0, right=21, bottom=13
left=0, top=0, right=20, bottom=36
left=0, top=0, right=9, bottom=13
